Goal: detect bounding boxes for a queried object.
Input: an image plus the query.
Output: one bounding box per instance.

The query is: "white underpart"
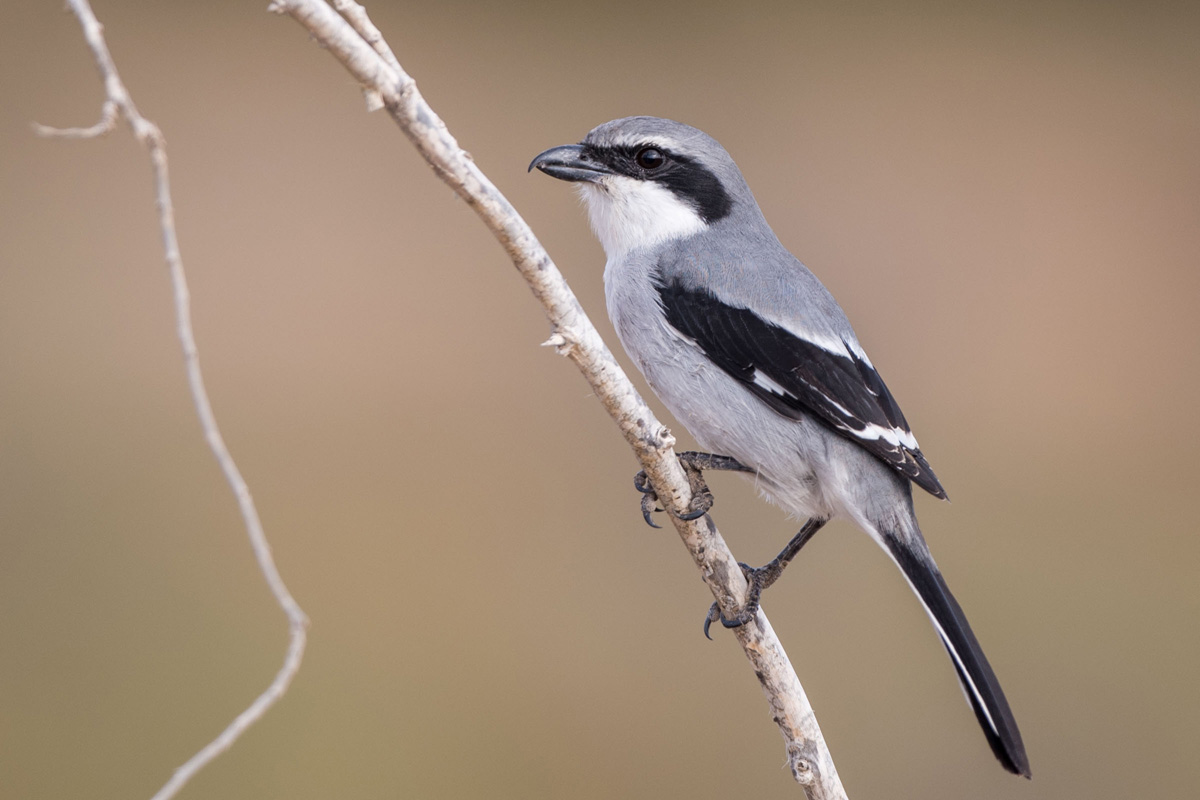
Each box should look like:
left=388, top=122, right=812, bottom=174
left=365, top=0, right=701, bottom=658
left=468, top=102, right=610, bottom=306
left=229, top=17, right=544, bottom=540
left=578, top=177, right=707, bottom=261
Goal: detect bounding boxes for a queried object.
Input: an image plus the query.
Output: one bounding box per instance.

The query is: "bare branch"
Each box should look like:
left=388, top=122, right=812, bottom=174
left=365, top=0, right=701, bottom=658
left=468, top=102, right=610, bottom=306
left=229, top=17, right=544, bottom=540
left=331, top=0, right=403, bottom=77
left=269, top=1, right=846, bottom=796
left=32, top=98, right=118, bottom=138
left=37, top=2, right=309, bottom=799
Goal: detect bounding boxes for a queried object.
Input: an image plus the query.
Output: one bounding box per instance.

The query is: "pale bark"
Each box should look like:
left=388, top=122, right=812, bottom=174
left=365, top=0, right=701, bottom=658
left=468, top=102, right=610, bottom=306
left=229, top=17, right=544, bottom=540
left=42, top=0, right=848, bottom=796
left=269, top=2, right=847, bottom=797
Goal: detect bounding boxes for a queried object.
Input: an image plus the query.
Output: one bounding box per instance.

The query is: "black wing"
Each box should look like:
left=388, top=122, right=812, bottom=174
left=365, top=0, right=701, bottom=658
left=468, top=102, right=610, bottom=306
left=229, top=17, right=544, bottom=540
left=657, top=279, right=947, bottom=499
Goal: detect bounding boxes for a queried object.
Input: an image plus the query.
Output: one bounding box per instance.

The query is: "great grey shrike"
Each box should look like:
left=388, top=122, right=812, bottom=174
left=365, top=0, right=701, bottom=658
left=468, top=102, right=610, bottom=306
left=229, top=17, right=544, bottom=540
left=530, top=116, right=1029, bottom=777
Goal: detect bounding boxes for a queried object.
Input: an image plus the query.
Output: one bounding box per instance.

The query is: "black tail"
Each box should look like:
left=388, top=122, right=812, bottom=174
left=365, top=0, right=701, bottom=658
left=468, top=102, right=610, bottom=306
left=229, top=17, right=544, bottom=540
left=881, top=530, right=1031, bottom=777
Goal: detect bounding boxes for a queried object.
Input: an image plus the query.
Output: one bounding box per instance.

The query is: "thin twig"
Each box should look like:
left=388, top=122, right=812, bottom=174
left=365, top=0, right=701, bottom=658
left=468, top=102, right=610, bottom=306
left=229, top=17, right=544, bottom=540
left=269, top=1, right=846, bottom=796
left=32, top=98, right=118, bottom=138
left=36, top=2, right=309, bottom=799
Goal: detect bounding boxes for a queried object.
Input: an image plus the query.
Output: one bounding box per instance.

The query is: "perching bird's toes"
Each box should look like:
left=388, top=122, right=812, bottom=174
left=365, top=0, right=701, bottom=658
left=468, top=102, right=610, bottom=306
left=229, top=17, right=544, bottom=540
left=633, top=469, right=663, bottom=528
left=674, top=486, right=713, bottom=521
left=676, top=451, right=753, bottom=475
left=632, top=453, right=732, bottom=526
left=702, top=518, right=828, bottom=638
left=672, top=452, right=732, bottom=521
left=703, top=562, right=780, bottom=639
left=639, top=492, right=662, bottom=528
left=633, top=469, right=655, bottom=496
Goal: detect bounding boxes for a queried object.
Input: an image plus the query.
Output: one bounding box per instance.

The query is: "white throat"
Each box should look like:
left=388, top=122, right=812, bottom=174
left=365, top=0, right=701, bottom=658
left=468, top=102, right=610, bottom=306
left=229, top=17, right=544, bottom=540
left=578, top=176, right=708, bottom=260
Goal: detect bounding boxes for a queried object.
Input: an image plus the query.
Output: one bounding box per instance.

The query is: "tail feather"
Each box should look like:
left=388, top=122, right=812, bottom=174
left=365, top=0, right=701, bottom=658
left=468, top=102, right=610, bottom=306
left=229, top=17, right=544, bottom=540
left=880, top=530, right=1031, bottom=778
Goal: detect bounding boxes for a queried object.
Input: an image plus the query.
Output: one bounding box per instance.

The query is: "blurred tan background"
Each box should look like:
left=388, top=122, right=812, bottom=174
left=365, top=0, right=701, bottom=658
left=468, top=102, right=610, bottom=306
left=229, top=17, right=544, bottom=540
left=2, top=1, right=1198, bottom=797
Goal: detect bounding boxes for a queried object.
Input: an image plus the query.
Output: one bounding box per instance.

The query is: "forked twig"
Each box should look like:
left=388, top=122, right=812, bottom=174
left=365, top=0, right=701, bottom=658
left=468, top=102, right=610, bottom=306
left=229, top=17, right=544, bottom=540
left=37, top=3, right=309, bottom=799
left=41, top=0, right=847, bottom=796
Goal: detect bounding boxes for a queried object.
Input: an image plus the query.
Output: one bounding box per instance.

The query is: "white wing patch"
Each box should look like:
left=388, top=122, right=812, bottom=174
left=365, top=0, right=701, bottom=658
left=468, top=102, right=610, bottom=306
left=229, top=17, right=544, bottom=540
left=661, top=317, right=700, bottom=347
left=854, top=421, right=919, bottom=450
left=755, top=312, right=875, bottom=366
left=751, top=369, right=792, bottom=398
left=752, top=369, right=918, bottom=450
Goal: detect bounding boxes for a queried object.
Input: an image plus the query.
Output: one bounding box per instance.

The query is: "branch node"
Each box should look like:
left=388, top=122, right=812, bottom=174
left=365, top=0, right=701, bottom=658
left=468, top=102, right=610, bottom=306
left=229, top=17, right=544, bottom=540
left=362, top=87, right=384, bottom=112
left=787, top=741, right=825, bottom=789
left=540, top=331, right=575, bottom=356
left=654, top=425, right=675, bottom=449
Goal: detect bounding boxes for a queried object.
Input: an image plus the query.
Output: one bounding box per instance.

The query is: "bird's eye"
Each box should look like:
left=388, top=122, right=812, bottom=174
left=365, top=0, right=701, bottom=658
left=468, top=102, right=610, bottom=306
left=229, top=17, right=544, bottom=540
left=635, top=147, right=666, bottom=170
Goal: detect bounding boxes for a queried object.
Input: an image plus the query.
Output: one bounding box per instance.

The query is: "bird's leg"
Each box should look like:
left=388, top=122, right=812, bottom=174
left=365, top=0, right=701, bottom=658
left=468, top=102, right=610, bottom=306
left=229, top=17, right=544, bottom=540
left=704, top=517, right=828, bottom=639
left=633, top=451, right=753, bottom=528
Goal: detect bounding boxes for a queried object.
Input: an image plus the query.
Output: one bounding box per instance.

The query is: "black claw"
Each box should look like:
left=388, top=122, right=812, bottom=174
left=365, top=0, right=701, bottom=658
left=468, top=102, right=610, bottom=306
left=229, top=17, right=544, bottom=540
left=678, top=487, right=714, bottom=521
left=699, top=563, right=764, bottom=637
left=702, top=600, right=754, bottom=638
left=633, top=470, right=655, bottom=495
left=703, top=603, right=720, bottom=640
left=640, top=493, right=662, bottom=528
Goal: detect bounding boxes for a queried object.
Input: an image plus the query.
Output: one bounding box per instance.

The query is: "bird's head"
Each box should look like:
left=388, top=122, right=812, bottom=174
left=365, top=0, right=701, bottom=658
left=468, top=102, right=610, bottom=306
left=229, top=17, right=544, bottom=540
left=530, top=116, right=752, bottom=260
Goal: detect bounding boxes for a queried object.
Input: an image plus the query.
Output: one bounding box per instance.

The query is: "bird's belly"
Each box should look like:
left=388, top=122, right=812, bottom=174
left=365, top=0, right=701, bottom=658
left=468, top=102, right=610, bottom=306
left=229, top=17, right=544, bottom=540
left=636, top=343, right=836, bottom=522
left=605, top=263, right=839, bottom=521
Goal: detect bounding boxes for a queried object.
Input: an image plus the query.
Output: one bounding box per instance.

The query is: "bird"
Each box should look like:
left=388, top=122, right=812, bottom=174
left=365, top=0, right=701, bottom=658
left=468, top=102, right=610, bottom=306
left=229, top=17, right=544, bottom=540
left=529, top=116, right=1029, bottom=777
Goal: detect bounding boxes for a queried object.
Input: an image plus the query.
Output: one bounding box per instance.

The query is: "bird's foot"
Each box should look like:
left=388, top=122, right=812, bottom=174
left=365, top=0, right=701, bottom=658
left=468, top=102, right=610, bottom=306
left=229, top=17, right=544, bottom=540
left=701, top=517, right=828, bottom=639
left=633, top=451, right=751, bottom=528
left=703, top=561, right=783, bottom=639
